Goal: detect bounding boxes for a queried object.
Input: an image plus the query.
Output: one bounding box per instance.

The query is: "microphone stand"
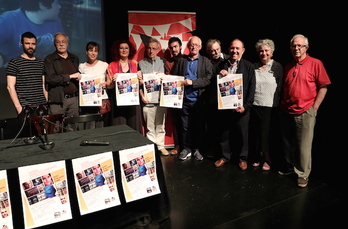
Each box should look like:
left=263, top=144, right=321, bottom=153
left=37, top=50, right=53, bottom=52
left=38, top=108, right=55, bottom=150
left=24, top=106, right=39, bottom=144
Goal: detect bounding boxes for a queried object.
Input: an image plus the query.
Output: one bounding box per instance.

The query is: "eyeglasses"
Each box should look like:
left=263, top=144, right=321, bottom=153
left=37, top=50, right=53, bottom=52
left=290, top=45, right=307, bottom=49
left=189, top=43, right=201, bottom=48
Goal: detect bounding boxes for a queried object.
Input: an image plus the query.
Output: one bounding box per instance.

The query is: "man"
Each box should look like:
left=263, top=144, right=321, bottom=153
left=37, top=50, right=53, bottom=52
left=0, top=0, right=63, bottom=67
left=6, top=31, right=48, bottom=137
left=165, top=37, right=183, bottom=155
left=214, top=39, right=256, bottom=170
left=138, top=37, right=168, bottom=156
left=44, top=32, right=81, bottom=124
left=279, top=34, right=331, bottom=188
left=174, top=36, right=213, bottom=161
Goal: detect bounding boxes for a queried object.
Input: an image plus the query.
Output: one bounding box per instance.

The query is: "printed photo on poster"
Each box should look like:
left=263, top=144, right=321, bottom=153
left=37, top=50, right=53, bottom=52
left=0, top=170, right=13, bottom=229
left=119, top=144, right=161, bottom=203
left=217, top=74, right=243, bottom=109
left=142, top=73, right=162, bottom=104
left=71, top=151, right=121, bottom=215
left=18, top=160, right=72, bottom=229
left=115, top=73, right=139, bottom=106
left=160, top=75, right=185, bottom=108
left=79, top=73, right=105, bottom=106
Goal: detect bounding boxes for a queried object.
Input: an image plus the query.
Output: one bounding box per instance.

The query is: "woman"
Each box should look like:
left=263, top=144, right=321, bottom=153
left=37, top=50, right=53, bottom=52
left=250, top=39, right=283, bottom=171
left=107, top=40, right=142, bottom=134
left=79, top=41, right=110, bottom=126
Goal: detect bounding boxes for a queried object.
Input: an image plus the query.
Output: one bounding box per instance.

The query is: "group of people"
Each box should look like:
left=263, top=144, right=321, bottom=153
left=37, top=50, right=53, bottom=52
left=6, top=31, right=331, bottom=188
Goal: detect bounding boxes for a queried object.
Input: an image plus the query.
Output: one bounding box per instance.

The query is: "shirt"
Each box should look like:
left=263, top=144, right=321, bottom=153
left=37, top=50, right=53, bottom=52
left=185, top=56, right=199, bottom=102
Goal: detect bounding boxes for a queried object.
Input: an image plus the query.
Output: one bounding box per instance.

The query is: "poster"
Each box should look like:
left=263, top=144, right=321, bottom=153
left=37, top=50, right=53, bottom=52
left=0, top=170, right=13, bottom=229
left=142, top=73, right=162, bottom=104
left=71, top=151, right=121, bottom=215
left=119, top=144, right=161, bottom=203
left=79, top=73, right=106, bottom=106
left=128, top=11, right=196, bottom=61
left=115, top=73, right=139, bottom=106
left=160, top=75, right=185, bottom=108
left=18, top=161, right=72, bottom=229
left=217, top=74, right=243, bottom=109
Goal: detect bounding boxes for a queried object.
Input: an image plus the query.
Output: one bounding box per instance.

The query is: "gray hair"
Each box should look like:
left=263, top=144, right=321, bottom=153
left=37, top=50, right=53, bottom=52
left=255, top=38, right=275, bottom=52
left=290, top=34, right=309, bottom=46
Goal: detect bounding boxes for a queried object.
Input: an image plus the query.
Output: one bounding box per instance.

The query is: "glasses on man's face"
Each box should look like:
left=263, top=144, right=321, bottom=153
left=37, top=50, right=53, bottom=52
left=147, top=47, right=158, bottom=51
left=189, top=43, right=200, bottom=48
left=290, top=45, right=307, bottom=49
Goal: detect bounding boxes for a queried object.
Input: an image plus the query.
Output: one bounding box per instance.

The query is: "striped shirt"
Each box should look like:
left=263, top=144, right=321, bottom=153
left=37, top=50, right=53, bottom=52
left=6, top=56, right=47, bottom=107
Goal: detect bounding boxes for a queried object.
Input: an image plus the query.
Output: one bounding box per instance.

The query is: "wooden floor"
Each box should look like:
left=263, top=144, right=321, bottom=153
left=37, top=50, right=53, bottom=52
left=121, top=150, right=346, bottom=229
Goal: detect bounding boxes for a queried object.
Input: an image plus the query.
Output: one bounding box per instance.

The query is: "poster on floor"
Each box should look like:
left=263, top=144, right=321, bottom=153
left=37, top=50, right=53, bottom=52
left=160, top=75, right=185, bottom=108
left=119, top=144, right=161, bottom=203
left=18, top=160, right=72, bottom=229
left=217, top=73, right=243, bottom=109
left=71, top=151, right=121, bottom=215
left=142, top=73, right=162, bottom=104
left=0, top=170, right=13, bottom=229
left=115, top=73, right=139, bottom=106
left=79, top=73, right=106, bottom=106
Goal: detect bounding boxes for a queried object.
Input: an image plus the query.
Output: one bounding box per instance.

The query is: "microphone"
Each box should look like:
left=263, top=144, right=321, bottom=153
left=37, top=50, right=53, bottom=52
left=80, top=140, right=110, bottom=146
left=37, top=105, right=54, bottom=150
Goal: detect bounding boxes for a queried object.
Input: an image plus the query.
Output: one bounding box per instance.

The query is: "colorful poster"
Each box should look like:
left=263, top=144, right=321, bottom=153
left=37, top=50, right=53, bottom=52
left=18, top=161, right=72, bottom=229
left=217, top=74, right=243, bottom=109
left=79, top=73, right=106, bottom=106
left=160, top=75, right=185, bottom=108
left=142, top=73, right=162, bottom=104
left=119, top=144, right=161, bottom=203
left=0, top=170, right=13, bottom=229
left=115, top=73, right=139, bottom=106
left=128, top=11, right=196, bottom=61
left=71, top=151, right=121, bottom=215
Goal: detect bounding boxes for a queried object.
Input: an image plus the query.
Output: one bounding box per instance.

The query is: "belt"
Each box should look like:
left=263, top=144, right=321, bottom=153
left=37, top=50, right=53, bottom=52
left=64, top=92, right=78, bottom=99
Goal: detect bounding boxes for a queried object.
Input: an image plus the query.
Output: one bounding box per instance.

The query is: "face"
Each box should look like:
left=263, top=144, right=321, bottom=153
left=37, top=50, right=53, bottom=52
left=258, top=45, right=273, bottom=63
left=43, top=0, right=61, bottom=20
left=229, top=40, right=245, bottom=61
left=22, top=37, right=36, bottom=56
left=137, top=156, right=145, bottom=165
left=168, top=41, right=182, bottom=57
left=188, top=37, right=202, bottom=57
left=54, top=34, right=68, bottom=54
left=146, top=42, right=160, bottom=60
left=119, top=43, right=130, bottom=59
left=86, top=46, right=98, bottom=61
left=208, top=42, right=221, bottom=60
left=92, top=164, right=103, bottom=175
left=290, top=36, right=308, bottom=60
left=42, top=174, right=53, bottom=186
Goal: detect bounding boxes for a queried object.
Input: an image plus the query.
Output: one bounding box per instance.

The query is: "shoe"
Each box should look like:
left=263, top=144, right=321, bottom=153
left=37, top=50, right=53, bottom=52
left=160, top=148, right=169, bottom=156
left=262, top=162, right=270, bottom=171
left=297, top=177, right=308, bottom=188
left=239, top=162, right=247, bottom=170
left=214, top=159, right=226, bottom=167
left=170, top=146, right=180, bottom=155
left=179, top=149, right=191, bottom=161
left=278, top=168, right=295, bottom=176
left=193, top=150, right=203, bottom=161
left=252, top=162, right=260, bottom=167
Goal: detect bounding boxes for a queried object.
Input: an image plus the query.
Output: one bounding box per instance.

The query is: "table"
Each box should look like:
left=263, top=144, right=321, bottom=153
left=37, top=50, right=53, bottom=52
left=0, top=125, right=171, bottom=228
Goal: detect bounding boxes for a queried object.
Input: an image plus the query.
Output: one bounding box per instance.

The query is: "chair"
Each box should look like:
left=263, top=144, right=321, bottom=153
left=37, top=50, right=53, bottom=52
left=63, top=113, right=104, bottom=131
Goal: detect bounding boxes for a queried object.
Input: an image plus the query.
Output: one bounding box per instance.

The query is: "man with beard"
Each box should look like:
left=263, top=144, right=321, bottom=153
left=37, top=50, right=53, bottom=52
left=6, top=31, right=48, bottom=137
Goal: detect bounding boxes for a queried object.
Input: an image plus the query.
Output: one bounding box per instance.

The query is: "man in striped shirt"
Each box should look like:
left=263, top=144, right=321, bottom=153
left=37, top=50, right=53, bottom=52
left=6, top=31, right=48, bottom=136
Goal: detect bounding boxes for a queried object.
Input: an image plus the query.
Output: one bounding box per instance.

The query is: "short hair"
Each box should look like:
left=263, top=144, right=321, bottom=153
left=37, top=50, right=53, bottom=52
left=86, top=41, right=99, bottom=52
left=21, top=0, right=55, bottom=11
left=21, top=31, right=37, bottom=43
left=290, top=34, right=309, bottom=46
left=206, top=39, right=221, bottom=52
left=146, top=37, right=160, bottom=47
left=54, top=32, right=69, bottom=43
left=110, top=39, right=136, bottom=60
left=255, top=39, right=275, bottom=52
left=168, top=37, right=182, bottom=47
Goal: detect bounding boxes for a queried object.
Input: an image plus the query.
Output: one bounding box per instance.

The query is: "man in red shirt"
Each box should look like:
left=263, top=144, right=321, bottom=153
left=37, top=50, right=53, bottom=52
left=279, top=34, right=331, bottom=188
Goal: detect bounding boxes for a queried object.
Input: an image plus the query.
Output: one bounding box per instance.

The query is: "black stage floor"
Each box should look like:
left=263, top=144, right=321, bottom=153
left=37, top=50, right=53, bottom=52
left=122, top=151, right=346, bottom=229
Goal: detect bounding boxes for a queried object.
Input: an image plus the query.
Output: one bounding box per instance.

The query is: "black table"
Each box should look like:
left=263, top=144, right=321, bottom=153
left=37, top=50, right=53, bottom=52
left=0, top=125, right=171, bottom=228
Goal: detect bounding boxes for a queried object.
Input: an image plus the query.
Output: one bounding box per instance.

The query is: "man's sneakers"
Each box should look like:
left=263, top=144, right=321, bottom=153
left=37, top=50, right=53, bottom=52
left=297, top=177, right=308, bottom=188
left=179, top=149, right=203, bottom=161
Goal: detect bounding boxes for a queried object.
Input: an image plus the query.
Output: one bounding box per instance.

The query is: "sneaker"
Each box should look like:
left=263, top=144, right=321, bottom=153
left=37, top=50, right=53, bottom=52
left=193, top=150, right=203, bottom=161
left=160, top=148, right=169, bottom=156
left=297, top=177, right=308, bottom=187
left=278, top=168, right=295, bottom=176
left=262, top=162, right=271, bottom=171
left=179, top=149, right=191, bottom=161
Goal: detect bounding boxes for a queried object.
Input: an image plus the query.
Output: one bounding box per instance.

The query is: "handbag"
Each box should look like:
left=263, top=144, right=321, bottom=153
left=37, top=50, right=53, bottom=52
left=99, top=99, right=111, bottom=114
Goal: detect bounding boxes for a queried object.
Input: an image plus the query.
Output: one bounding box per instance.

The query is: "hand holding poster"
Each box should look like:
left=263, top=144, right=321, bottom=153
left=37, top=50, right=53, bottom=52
left=217, top=74, right=243, bottom=109
left=71, top=151, right=121, bottom=215
left=18, top=160, right=72, bottom=229
left=142, top=73, right=162, bottom=104
left=119, top=144, right=161, bottom=203
left=79, top=73, right=106, bottom=106
left=115, top=73, right=139, bottom=106
left=160, top=75, right=185, bottom=108
left=0, top=170, right=13, bottom=229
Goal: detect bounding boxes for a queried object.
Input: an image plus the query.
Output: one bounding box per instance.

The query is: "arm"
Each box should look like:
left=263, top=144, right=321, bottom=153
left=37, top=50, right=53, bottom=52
left=42, top=75, right=48, bottom=101
left=7, top=75, right=22, bottom=114
left=313, top=86, right=328, bottom=112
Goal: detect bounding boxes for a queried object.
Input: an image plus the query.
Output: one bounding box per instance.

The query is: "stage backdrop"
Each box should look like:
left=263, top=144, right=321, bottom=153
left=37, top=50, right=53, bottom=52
left=128, top=11, right=196, bottom=147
